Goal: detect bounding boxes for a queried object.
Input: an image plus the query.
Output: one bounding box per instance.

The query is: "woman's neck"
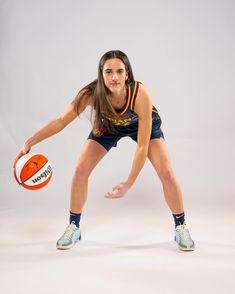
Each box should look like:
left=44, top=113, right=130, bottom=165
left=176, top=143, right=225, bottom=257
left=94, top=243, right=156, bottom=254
left=110, top=86, right=126, bottom=100
left=109, top=86, right=127, bottom=109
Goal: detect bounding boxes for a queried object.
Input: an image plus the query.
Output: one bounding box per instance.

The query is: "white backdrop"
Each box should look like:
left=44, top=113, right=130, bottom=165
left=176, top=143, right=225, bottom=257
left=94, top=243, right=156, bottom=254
left=1, top=2, right=235, bottom=294
left=1, top=0, right=235, bottom=215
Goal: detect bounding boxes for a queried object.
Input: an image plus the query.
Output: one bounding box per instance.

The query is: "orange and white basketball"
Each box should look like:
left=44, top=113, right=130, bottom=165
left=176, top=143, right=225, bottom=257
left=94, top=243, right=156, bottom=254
left=14, top=153, right=52, bottom=190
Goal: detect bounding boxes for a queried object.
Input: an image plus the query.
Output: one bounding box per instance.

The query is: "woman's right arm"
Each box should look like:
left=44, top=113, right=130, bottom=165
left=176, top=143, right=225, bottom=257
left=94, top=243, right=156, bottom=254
left=13, top=99, right=88, bottom=167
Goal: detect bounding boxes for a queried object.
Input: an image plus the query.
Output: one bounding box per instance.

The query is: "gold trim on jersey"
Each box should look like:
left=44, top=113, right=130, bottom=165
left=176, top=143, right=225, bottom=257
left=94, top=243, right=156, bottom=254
left=152, top=106, right=159, bottom=114
left=120, top=84, right=131, bottom=115
left=130, top=81, right=138, bottom=111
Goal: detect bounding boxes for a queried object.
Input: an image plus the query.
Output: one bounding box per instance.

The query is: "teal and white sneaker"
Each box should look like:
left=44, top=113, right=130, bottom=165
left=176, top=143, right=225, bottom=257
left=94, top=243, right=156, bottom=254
left=56, top=222, right=81, bottom=250
left=175, top=223, right=195, bottom=251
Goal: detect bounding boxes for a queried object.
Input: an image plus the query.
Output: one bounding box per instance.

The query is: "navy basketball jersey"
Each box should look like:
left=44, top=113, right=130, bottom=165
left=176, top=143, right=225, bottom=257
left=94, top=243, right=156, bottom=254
left=104, top=81, right=160, bottom=127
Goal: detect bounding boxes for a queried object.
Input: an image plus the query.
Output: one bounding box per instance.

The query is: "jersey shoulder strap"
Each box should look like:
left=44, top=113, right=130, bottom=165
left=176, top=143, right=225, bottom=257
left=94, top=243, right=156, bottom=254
left=130, top=81, right=141, bottom=111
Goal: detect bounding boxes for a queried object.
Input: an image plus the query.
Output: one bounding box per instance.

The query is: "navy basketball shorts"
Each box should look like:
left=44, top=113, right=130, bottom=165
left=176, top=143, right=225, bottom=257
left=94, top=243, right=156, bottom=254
left=87, top=116, right=165, bottom=152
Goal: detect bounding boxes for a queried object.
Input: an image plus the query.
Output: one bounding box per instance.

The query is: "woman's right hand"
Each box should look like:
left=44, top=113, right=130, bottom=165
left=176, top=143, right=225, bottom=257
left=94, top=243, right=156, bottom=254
left=13, top=142, right=32, bottom=168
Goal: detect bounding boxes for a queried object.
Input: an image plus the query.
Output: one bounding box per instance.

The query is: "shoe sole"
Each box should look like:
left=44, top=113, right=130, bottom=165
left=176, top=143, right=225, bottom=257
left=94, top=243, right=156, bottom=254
left=175, top=237, right=195, bottom=251
left=178, top=245, right=195, bottom=251
left=56, top=234, right=81, bottom=250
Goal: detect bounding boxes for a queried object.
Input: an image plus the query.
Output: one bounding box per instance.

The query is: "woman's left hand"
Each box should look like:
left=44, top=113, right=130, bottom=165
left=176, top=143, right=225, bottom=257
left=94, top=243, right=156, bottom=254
left=104, top=181, right=132, bottom=199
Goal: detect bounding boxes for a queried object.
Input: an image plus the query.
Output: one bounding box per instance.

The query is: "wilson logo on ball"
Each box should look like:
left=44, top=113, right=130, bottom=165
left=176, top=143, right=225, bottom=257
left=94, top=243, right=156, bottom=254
left=14, top=153, right=53, bottom=190
left=31, top=165, right=52, bottom=183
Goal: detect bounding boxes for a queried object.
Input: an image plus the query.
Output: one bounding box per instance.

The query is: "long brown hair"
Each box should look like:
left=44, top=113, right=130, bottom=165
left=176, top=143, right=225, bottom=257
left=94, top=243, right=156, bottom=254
left=73, top=50, right=135, bottom=133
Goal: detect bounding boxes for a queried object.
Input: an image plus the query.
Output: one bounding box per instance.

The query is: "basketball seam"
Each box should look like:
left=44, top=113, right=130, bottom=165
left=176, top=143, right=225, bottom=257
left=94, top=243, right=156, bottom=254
left=21, top=159, right=50, bottom=184
left=19, top=154, right=40, bottom=183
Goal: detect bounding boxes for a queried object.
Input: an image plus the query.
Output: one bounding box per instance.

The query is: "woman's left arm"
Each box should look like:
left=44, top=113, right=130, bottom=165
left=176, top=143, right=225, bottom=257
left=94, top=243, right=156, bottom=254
left=105, top=84, right=152, bottom=199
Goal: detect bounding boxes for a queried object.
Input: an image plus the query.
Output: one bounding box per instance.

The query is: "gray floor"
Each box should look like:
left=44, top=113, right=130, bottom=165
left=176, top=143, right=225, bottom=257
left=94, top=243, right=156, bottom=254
left=1, top=207, right=235, bottom=294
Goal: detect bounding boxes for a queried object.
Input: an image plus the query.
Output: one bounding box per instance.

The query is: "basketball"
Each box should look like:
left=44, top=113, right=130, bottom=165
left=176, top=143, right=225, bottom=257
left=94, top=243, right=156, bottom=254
left=14, top=153, right=53, bottom=190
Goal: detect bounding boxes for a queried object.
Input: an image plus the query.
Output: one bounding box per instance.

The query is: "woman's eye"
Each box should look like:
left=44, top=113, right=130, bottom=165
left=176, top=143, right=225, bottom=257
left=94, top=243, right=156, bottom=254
left=104, top=70, right=124, bottom=75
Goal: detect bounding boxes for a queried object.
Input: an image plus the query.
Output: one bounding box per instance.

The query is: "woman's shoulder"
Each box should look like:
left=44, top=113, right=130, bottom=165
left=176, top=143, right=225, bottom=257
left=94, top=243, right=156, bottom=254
left=72, top=89, right=94, bottom=115
left=132, top=81, right=152, bottom=110
left=77, top=79, right=97, bottom=106
left=130, top=80, right=148, bottom=96
left=84, top=93, right=94, bottom=106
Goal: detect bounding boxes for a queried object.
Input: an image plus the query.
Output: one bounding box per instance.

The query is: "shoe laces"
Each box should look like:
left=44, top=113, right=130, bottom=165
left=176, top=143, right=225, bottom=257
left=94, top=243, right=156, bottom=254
left=62, top=223, right=77, bottom=241
left=177, top=224, right=191, bottom=242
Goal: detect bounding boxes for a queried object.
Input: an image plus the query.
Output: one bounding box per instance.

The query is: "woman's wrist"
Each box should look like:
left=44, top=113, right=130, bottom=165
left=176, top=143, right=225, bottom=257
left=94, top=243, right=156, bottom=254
left=24, top=138, right=34, bottom=150
left=125, top=178, right=135, bottom=187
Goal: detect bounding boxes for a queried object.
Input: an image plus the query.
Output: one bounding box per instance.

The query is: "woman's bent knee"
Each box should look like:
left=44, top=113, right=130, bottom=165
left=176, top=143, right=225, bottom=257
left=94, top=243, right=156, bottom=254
left=158, top=166, right=175, bottom=184
left=73, top=163, right=91, bottom=180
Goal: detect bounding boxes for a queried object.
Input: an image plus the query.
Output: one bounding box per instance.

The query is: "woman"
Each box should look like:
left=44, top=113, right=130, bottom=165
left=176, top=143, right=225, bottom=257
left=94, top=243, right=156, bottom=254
left=14, top=50, right=195, bottom=251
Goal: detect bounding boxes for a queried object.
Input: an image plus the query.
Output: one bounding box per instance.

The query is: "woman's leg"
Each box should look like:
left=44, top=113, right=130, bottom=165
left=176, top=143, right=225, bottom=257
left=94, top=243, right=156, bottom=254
left=147, top=138, right=195, bottom=251
left=57, top=139, right=108, bottom=250
left=70, top=139, right=108, bottom=213
left=147, top=138, right=184, bottom=214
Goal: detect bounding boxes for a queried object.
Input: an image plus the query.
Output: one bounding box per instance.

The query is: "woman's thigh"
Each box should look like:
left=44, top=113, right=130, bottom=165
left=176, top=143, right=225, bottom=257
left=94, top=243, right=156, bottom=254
left=147, top=138, right=172, bottom=176
left=75, top=139, right=108, bottom=177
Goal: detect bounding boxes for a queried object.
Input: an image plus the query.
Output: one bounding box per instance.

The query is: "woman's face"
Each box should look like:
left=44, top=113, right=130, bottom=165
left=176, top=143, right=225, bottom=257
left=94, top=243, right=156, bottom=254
left=102, top=58, right=128, bottom=94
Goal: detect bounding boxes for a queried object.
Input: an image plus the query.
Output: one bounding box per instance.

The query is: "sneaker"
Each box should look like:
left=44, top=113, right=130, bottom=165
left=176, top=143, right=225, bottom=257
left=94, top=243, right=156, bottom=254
left=175, top=223, right=195, bottom=251
left=56, top=222, right=81, bottom=250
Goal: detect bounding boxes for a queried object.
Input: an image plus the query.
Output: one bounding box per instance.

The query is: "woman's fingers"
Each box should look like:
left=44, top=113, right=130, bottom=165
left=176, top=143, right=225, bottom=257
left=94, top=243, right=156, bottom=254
left=104, top=190, right=122, bottom=199
left=13, top=144, right=31, bottom=168
left=13, top=151, right=23, bottom=168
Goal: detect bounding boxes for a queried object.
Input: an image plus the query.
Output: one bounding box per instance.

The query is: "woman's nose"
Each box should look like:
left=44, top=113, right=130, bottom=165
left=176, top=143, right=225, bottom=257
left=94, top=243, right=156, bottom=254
left=112, top=73, right=118, bottom=80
